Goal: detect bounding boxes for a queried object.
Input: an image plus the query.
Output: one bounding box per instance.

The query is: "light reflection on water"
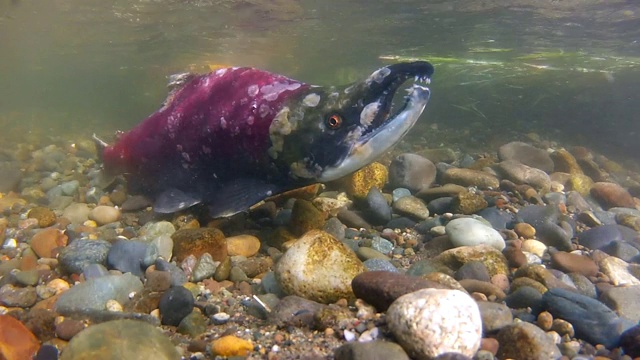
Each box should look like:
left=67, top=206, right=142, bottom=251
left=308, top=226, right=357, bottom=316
left=0, top=0, right=639, bottom=162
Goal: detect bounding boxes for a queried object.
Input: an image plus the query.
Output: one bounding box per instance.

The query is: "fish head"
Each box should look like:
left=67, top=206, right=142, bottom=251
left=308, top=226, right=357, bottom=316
left=269, top=61, right=434, bottom=183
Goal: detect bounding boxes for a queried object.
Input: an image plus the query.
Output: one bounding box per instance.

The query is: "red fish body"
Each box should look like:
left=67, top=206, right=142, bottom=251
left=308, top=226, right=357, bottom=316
left=99, top=62, right=434, bottom=217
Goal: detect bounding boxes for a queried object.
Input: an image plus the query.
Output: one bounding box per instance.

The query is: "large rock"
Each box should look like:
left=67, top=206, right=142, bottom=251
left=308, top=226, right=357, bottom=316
left=445, top=218, right=505, bottom=251
left=55, top=273, right=143, bottom=315
left=0, top=314, right=39, bottom=360
left=498, top=141, right=554, bottom=173
left=435, top=245, right=509, bottom=277
left=275, top=230, right=365, bottom=303
left=496, top=160, right=551, bottom=192
left=388, top=153, right=437, bottom=193
left=441, top=168, right=499, bottom=189
left=387, top=289, right=482, bottom=359
left=334, top=341, right=410, bottom=360
left=58, top=239, right=111, bottom=275
left=60, top=319, right=180, bottom=360
left=590, top=182, right=636, bottom=209
left=171, top=227, right=227, bottom=262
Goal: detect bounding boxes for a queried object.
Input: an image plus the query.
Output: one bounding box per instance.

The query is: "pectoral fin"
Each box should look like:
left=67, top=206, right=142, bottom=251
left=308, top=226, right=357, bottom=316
left=154, top=188, right=202, bottom=213
left=207, top=179, right=283, bottom=218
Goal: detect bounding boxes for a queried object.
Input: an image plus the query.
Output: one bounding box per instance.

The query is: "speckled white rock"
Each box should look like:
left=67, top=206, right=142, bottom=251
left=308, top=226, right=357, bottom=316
left=599, top=256, right=640, bottom=286
left=387, top=288, right=482, bottom=359
left=446, top=217, right=505, bottom=250
left=89, top=205, right=121, bottom=225
left=522, top=239, right=547, bottom=257
left=274, top=230, right=365, bottom=304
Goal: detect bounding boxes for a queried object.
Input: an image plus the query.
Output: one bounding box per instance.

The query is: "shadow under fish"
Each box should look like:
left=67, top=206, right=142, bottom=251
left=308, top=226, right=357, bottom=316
left=94, top=61, right=434, bottom=218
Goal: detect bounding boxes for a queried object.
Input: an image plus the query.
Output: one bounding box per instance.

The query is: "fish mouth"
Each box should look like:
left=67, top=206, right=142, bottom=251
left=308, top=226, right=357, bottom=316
left=319, top=61, right=434, bottom=182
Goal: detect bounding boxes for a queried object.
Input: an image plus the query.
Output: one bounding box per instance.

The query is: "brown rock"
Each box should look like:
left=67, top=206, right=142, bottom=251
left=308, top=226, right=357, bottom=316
left=416, top=183, right=466, bottom=202
left=536, top=311, right=553, bottom=331
left=590, top=182, right=635, bottom=209
left=514, top=264, right=576, bottom=292
left=0, top=315, right=40, bottom=360
left=30, top=227, right=68, bottom=258
left=451, top=191, right=488, bottom=215
left=55, top=318, right=86, bottom=340
left=503, top=246, right=527, bottom=268
left=497, top=322, right=561, bottom=360
left=28, top=207, right=57, bottom=227
left=550, top=149, right=583, bottom=175
left=550, top=251, right=599, bottom=277
left=442, top=168, right=500, bottom=189
left=226, top=234, right=261, bottom=257
left=20, top=308, right=57, bottom=341
left=514, top=223, right=536, bottom=239
left=458, top=279, right=506, bottom=300
left=171, top=227, right=227, bottom=262
left=288, top=199, right=326, bottom=237
left=351, top=271, right=447, bottom=311
left=341, top=162, right=388, bottom=199
left=480, top=337, right=499, bottom=355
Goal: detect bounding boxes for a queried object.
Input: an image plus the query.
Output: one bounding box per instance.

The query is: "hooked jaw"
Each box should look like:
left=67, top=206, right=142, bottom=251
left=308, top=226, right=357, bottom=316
left=318, top=61, right=434, bottom=182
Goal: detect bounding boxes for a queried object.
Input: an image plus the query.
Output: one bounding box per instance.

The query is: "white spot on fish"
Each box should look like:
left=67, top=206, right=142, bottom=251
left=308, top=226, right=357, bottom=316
left=247, top=84, right=259, bottom=97
left=202, top=145, right=211, bottom=154
left=259, top=104, right=271, bottom=118
left=215, top=68, right=227, bottom=76
left=303, top=93, right=321, bottom=107
left=247, top=116, right=254, bottom=125
left=181, top=152, right=191, bottom=162
left=220, top=117, right=227, bottom=129
left=360, top=102, right=380, bottom=126
left=261, top=82, right=302, bottom=101
left=368, top=67, right=391, bottom=84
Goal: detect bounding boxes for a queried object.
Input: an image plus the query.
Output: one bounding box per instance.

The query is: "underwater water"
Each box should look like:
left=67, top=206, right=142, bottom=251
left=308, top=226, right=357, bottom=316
left=1, top=0, right=639, bottom=162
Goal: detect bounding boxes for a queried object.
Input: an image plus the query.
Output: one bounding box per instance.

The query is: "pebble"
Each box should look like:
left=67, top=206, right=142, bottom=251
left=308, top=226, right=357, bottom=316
left=392, top=188, right=412, bottom=202
left=177, top=312, right=207, bottom=336
left=477, top=301, right=513, bottom=333
left=275, top=230, right=365, bottom=303
left=106, top=240, right=149, bottom=277
left=211, top=312, right=231, bottom=325
left=55, top=273, right=143, bottom=314
left=388, top=153, right=437, bottom=192
left=55, top=318, right=86, bottom=340
left=0, top=314, right=40, bottom=360
left=392, top=195, right=430, bottom=220
left=289, top=198, right=326, bottom=236
left=521, top=239, right=547, bottom=257
left=590, top=182, right=636, bottom=209
left=601, top=256, right=640, bottom=286
left=0, top=284, right=37, bottom=307
left=363, top=258, right=399, bottom=272
left=497, top=141, right=554, bottom=173
left=496, top=322, right=561, bottom=360
left=83, top=263, right=109, bottom=279
left=365, top=187, right=392, bottom=224
left=343, top=162, right=388, bottom=199
left=352, top=271, right=446, bottom=311
left=158, top=285, right=195, bottom=326
left=30, top=227, right=68, bottom=259
left=514, top=222, right=536, bottom=238
left=620, top=325, right=640, bottom=358
left=60, top=319, right=180, bottom=360
left=441, top=168, right=500, bottom=189
left=58, top=239, right=111, bottom=275
left=504, top=286, right=543, bottom=312
left=578, top=224, right=639, bottom=250
left=542, top=288, right=630, bottom=348
left=387, top=289, right=482, bottom=359
left=28, top=206, right=57, bottom=227
left=435, top=244, right=509, bottom=278
left=550, top=251, right=599, bottom=277
left=599, top=285, right=640, bottom=323
left=450, top=191, right=488, bottom=215
left=210, top=335, right=253, bottom=357
left=226, top=234, right=261, bottom=257
left=191, top=253, right=219, bottom=282
left=89, top=205, right=121, bottom=225
left=334, top=341, right=410, bottom=360
left=455, top=261, right=491, bottom=282
left=445, top=218, right=505, bottom=251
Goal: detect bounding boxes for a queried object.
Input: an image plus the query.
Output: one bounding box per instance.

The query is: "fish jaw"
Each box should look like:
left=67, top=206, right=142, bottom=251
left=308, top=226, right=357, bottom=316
left=273, top=61, right=434, bottom=183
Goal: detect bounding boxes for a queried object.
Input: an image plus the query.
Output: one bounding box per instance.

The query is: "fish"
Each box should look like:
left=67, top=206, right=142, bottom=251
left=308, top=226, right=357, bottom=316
left=95, top=61, right=434, bottom=217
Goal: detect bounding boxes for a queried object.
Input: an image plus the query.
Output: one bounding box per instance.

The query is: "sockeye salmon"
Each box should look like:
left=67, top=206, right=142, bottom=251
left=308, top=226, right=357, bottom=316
left=95, top=61, right=434, bottom=217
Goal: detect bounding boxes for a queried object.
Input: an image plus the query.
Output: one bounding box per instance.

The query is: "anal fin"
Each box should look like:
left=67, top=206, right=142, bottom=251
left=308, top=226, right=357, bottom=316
left=208, top=179, right=282, bottom=218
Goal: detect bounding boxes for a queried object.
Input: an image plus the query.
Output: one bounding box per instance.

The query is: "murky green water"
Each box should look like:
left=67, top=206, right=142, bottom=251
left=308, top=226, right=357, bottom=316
left=1, top=0, right=639, bottom=163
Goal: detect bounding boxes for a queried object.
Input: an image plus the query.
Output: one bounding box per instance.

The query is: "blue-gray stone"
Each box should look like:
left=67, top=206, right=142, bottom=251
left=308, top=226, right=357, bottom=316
left=593, top=210, right=617, bottom=225
left=82, top=263, right=109, bottom=280
left=365, top=187, right=392, bottom=224
left=543, top=192, right=566, bottom=206
left=406, top=259, right=453, bottom=277
left=459, top=154, right=475, bottom=168
left=385, top=217, right=416, bottom=230
left=577, top=224, right=640, bottom=250
left=370, top=236, right=394, bottom=254
left=260, top=271, right=286, bottom=297
left=159, top=285, right=194, bottom=326
left=566, top=273, right=597, bottom=298
left=536, top=222, right=572, bottom=251
left=392, top=188, right=412, bottom=202
left=363, top=258, right=399, bottom=272
left=55, top=273, right=143, bottom=315
left=542, top=288, right=633, bottom=348
left=505, top=286, right=543, bottom=314
left=60, top=180, right=80, bottom=196
left=155, top=259, right=187, bottom=286
left=342, top=238, right=360, bottom=253
left=455, top=261, right=490, bottom=282
left=414, top=217, right=445, bottom=234
left=566, top=191, right=592, bottom=212
left=477, top=207, right=514, bottom=230
left=323, top=217, right=346, bottom=241
left=274, top=209, right=292, bottom=226
left=138, top=221, right=176, bottom=242
left=58, top=239, right=111, bottom=274
left=517, top=205, right=560, bottom=229
left=600, top=241, right=640, bottom=262
left=427, top=197, right=453, bottom=215
left=107, top=240, right=149, bottom=277
left=143, top=243, right=160, bottom=267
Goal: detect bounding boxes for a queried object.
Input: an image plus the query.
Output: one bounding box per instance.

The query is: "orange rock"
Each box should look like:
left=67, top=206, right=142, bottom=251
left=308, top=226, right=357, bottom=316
left=591, top=182, right=635, bottom=209
left=171, top=227, right=227, bottom=262
left=211, top=335, right=253, bottom=357
left=0, top=315, right=40, bottom=360
left=30, top=227, right=68, bottom=258
left=28, top=207, right=57, bottom=228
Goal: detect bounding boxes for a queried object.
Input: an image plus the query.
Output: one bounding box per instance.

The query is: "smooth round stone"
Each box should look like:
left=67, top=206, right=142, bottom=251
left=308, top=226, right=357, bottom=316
left=455, top=261, right=490, bottom=282
left=477, top=301, right=513, bottom=333
left=0, top=313, right=40, bottom=360
left=543, top=192, right=567, bottom=206
left=577, top=224, right=639, bottom=250
left=155, top=259, right=187, bottom=286
left=89, top=206, right=121, bottom=225
left=392, top=188, right=412, bottom=202
left=590, top=182, right=635, bottom=209
left=498, top=141, right=554, bottom=173
left=365, top=187, right=392, bottom=224
left=260, top=272, right=286, bottom=297
left=138, top=221, right=176, bottom=241
left=550, top=251, right=599, bottom=277
left=600, top=240, right=640, bottom=262
left=427, top=197, right=453, bottom=215
left=363, top=258, right=399, bottom=272
left=334, top=341, right=410, bottom=360
left=106, top=240, right=149, bottom=277
left=226, top=234, right=261, bottom=257
left=477, top=207, right=514, bottom=230
left=496, top=322, right=561, bottom=360
left=387, top=289, right=482, bottom=359
left=388, top=153, right=437, bottom=192
left=62, top=203, right=91, bottom=224
left=177, top=312, right=207, bottom=336
left=441, top=168, right=500, bottom=189
left=58, top=239, right=111, bottom=275
left=514, top=222, right=536, bottom=239
left=496, top=160, right=551, bottom=192
left=517, top=205, right=560, bottom=229
left=55, top=273, right=143, bottom=314
left=275, top=230, right=365, bottom=303
left=151, top=234, right=173, bottom=261
left=59, top=319, right=180, bottom=360
left=445, top=218, right=505, bottom=251
left=521, top=239, right=547, bottom=257
left=159, top=285, right=195, bottom=326
left=370, top=236, right=394, bottom=254
left=393, top=196, right=429, bottom=220
left=536, top=222, right=572, bottom=251
left=504, top=286, right=543, bottom=313
left=60, top=180, right=80, bottom=196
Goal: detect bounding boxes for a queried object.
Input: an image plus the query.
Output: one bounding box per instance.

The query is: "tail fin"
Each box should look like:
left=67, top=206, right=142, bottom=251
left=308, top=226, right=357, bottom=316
left=92, top=133, right=108, bottom=163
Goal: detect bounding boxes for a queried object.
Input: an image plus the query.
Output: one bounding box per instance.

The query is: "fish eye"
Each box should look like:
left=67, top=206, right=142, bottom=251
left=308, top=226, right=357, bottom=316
left=326, top=114, right=343, bottom=129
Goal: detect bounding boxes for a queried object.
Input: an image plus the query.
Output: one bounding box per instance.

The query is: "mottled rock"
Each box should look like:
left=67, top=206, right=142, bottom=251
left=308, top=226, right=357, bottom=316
left=393, top=195, right=429, bottom=220
left=58, top=239, right=111, bottom=274
left=445, top=218, right=505, bottom=251
left=496, top=322, right=561, bottom=360
left=388, top=153, right=437, bottom=193
left=498, top=142, right=554, bottom=173
left=28, top=207, right=57, bottom=228
left=343, top=162, right=388, bottom=199
left=435, top=245, right=509, bottom=277
left=59, top=319, right=179, bottom=360
left=442, top=168, right=499, bottom=189
left=30, top=227, right=68, bottom=258
left=599, top=256, right=640, bottom=286
left=289, top=199, right=326, bottom=236
left=0, top=284, right=37, bottom=307
left=171, top=227, right=227, bottom=262
left=450, top=191, right=488, bottom=215
left=0, top=314, right=40, bottom=360
left=275, top=230, right=365, bottom=303
left=387, top=289, right=482, bottom=359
